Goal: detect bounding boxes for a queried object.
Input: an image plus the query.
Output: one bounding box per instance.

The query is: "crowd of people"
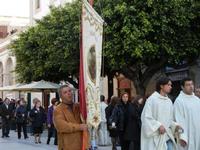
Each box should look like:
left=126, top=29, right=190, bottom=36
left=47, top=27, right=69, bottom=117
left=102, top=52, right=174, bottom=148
left=1, top=77, right=200, bottom=150
left=99, top=90, right=145, bottom=150
left=98, top=77, right=200, bottom=150
left=0, top=96, right=58, bottom=145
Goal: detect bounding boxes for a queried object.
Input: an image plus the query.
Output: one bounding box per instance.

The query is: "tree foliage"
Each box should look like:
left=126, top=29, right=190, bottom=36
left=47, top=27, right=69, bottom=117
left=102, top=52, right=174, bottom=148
left=11, top=1, right=81, bottom=87
left=94, top=0, right=200, bottom=94
left=11, top=0, right=200, bottom=94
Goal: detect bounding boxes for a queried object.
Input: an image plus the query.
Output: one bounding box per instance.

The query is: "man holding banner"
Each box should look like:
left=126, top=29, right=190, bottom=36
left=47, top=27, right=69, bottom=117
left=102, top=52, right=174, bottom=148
left=53, top=85, right=88, bottom=150
left=54, top=0, right=104, bottom=149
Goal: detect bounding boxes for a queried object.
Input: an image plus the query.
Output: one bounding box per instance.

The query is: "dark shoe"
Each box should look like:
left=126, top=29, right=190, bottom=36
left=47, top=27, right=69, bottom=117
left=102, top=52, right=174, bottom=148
left=2, top=136, right=4, bottom=138
left=35, top=141, right=38, bottom=144
left=47, top=139, right=50, bottom=145
left=38, top=141, right=41, bottom=144
left=89, top=147, right=98, bottom=150
left=5, top=135, right=10, bottom=138
left=24, top=136, right=29, bottom=139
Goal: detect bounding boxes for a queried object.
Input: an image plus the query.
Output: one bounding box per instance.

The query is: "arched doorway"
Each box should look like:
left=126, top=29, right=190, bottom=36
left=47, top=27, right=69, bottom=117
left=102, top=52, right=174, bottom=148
left=5, top=58, right=14, bottom=86
left=118, top=77, right=132, bottom=98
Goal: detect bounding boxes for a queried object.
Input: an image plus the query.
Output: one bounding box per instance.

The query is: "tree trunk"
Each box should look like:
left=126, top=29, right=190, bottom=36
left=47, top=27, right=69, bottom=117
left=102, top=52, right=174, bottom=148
left=133, top=79, right=145, bottom=96
left=122, top=67, right=146, bottom=96
left=121, top=57, right=168, bottom=96
left=122, top=65, right=162, bottom=96
left=108, top=74, right=114, bottom=101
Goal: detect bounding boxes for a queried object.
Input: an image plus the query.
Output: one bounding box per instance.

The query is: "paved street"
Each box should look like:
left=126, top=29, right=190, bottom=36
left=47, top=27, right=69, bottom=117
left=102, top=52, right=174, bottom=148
left=0, top=130, right=114, bottom=150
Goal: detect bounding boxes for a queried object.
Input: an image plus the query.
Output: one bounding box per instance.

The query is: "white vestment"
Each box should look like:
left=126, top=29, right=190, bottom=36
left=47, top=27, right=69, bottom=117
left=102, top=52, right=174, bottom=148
left=98, top=102, right=111, bottom=146
left=141, top=92, right=177, bottom=150
left=174, top=91, right=200, bottom=150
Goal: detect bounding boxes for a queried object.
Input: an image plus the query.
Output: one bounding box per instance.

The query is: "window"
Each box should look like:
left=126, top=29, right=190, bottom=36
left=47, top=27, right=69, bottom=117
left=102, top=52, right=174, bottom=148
left=0, top=26, right=8, bottom=38
left=35, top=0, right=40, bottom=9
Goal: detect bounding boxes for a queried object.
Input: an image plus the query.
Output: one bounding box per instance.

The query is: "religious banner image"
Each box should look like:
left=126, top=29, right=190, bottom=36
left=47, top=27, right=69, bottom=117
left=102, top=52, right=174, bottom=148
left=82, top=0, right=104, bottom=128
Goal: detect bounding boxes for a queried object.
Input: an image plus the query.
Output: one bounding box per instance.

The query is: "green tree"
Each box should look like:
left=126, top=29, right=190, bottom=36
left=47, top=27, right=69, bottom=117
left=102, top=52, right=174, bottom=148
left=11, top=0, right=200, bottom=95
left=11, top=1, right=81, bottom=87
left=95, top=0, right=200, bottom=95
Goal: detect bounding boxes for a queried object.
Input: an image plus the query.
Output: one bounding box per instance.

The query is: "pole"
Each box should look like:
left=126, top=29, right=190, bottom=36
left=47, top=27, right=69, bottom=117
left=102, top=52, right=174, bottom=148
left=29, top=0, right=34, bottom=26
left=80, top=1, right=88, bottom=150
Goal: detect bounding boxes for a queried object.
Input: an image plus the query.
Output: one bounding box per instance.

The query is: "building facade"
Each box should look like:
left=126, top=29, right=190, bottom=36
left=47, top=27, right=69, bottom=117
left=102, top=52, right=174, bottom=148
left=0, top=0, right=73, bottom=106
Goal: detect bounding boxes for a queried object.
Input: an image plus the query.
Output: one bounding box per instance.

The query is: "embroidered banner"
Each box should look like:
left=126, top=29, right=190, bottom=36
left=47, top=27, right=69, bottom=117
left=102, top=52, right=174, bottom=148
left=82, top=0, right=104, bottom=128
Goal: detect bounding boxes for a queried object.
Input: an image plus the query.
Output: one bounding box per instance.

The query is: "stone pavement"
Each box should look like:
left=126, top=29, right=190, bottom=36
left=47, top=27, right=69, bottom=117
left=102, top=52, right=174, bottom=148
left=0, top=130, right=116, bottom=150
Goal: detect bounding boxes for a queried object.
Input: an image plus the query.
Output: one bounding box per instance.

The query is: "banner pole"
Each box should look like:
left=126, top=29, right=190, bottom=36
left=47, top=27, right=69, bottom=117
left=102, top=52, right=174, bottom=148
left=80, top=1, right=88, bottom=150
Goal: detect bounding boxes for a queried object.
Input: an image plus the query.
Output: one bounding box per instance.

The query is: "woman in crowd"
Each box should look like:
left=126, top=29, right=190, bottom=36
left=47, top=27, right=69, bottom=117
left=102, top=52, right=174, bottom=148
left=124, top=95, right=145, bottom=150
left=15, top=99, right=28, bottom=139
left=109, top=92, right=130, bottom=150
left=29, top=98, right=46, bottom=144
left=46, top=98, right=58, bottom=145
left=105, top=96, right=120, bottom=150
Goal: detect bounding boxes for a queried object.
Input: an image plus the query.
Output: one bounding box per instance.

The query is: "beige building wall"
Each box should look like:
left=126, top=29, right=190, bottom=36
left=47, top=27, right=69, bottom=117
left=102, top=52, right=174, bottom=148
left=113, top=77, right=118, bottom=97
left=30, top=0, right=74, bottom=25
left=100, top=76, right=108, bottom=99
left=0, top=0, right=73, bottom=102
left=130, top=81, right=136, bottom=97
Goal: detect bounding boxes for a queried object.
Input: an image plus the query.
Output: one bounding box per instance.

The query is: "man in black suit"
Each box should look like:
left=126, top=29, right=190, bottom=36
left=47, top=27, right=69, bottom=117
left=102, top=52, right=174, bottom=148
left=0, top=98, right=12, bottom=138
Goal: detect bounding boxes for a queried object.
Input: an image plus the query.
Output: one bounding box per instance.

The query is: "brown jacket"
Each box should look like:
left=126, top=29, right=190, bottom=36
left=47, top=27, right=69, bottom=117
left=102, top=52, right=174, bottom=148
left=53, top=103, right=83, bottom=150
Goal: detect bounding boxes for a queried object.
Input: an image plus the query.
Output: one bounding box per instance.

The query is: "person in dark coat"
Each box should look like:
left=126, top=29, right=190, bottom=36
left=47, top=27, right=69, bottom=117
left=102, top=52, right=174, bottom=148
left=124, top=95, right=145, bottom=150
left=109, top=92, right=130, bottom=150
left=29, top=98, right=46, bottom=144
left=10, top=99, right=18, bottom=131
left=0, top=98, right=13, bottom=138
left=0, top=98, right=3, bottom=129
left=105, top=96, right=120, bottom=150
left=46, top=98, right=58, bottom=145
left=15, top=99, right=28, bottom=139
left=0, top=98, right=3, bottom=106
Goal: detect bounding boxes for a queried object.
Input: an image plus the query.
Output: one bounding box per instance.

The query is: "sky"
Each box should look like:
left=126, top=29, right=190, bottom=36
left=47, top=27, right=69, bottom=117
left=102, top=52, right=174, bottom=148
left=0, top=0, right=29, bottom=17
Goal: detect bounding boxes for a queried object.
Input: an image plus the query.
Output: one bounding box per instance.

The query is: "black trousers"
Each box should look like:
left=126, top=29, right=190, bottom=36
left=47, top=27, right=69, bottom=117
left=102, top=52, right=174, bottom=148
left=17, top=123, right=28, bottom=139
left=2, top=118, right=10, bottom=137
left=47, top=124, right=57, bottom=145
left=111, top=137, right=118, bottom=150
left=119, top=133, right=130, bottom=150
left=132, top=140, right=140, bottom=150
